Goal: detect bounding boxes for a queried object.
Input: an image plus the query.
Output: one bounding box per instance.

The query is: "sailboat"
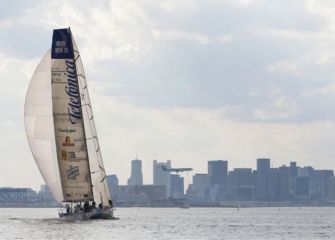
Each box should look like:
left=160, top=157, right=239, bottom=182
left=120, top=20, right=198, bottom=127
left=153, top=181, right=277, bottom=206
left=24, top=28, right=117, bottom=220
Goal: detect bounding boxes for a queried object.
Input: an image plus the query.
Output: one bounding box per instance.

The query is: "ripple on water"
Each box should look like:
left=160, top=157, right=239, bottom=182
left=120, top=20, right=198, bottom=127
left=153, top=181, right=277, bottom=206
left=0, top=208, right=334, bottom=239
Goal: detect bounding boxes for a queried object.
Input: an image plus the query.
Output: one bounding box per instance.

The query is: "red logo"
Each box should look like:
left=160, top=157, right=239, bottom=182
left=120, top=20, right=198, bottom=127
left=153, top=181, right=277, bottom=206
left=62, top=136, right=74, bottom=147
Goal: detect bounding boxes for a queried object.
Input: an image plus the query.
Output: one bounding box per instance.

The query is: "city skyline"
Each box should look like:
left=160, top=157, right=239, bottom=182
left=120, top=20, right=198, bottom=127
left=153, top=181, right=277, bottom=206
left=113, top=158, right=335, bottom=205
left=1, top=157, right=335, bottom=207
left=2, top=1, right=335, bottom=190
left=12, top=156, right=335, bottom=190
left=108, top=158, right=335, bottom=205
left=120, top=157, right=335, bottom=186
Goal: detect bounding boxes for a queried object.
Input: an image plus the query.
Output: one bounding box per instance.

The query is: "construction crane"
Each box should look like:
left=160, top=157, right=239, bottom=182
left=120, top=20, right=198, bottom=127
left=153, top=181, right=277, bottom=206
left=161, top=165, right=192, bottom=173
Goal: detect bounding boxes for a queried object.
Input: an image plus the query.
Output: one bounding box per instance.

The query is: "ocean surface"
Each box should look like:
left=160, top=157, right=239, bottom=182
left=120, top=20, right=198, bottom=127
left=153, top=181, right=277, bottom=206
left=0, top=207, right=334, bottom=239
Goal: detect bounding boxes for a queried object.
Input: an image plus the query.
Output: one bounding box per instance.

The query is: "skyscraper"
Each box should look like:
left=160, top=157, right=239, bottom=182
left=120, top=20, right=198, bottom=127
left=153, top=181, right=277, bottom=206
left=257, top=158, right=270, bottom=172
left=153, top=160, right=171, bottom=197
left=290, top=162, right=298, bottom=194
left=208, top=160, right=228, bottom=187
left=227, top=168, right=254, bottom=201
left=277, top=165, right=291, bottom=200
left=290, top=162, right=298, bottom=177
left=107, top=174, right=119, bottom=200
left=255, top=158, right=270, bottom=200
left=187, top=174, right=210, bottom=201
left=128, top=159, right=143, bottom=186
left=170, top=174, right=184, bottom=198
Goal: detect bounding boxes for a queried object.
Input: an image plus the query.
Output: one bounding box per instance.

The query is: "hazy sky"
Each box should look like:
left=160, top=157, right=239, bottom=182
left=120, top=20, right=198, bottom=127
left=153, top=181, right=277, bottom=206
left=1, top=0, right=335, bottom=190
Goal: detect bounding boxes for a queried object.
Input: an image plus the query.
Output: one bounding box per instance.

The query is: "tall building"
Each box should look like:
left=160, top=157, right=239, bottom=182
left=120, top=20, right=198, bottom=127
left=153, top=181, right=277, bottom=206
left=257, top=158, right=270, bottom=171
left=170, top=174, right=184, bottom=198
left=193, top=174, right=209, bottom=188
left=267, top=168, right=279, bottom=200
left=107, top=174, right=119, bottom=186
left=255, top=158, right=270, bottom=200
left=187, top=174, right=209, bottom=201
left=227, top=168, right=254, bottom=201
left=208, top=160, right=228, bottom=201
left=128, top=159, right=143, bottom=186
left=327, top=177, right=335, bottom=201
left=290, top=162, right=298, bottom=194
left=107, top=175, right=119, bottom=200
left=39, top=185, right=57, bottom=205
left=298, top=166, right=314, bottom=177
left=208, top=160, right=228, bottom=187
left=296, top=177, right=309, bottom=196
left=290, top=162, right=298, bottom=177
left=310, top=170, right=334, bottom=200
left=277, top=165, right=291, bottom=200
left=153, top=160, right=171, bottom=197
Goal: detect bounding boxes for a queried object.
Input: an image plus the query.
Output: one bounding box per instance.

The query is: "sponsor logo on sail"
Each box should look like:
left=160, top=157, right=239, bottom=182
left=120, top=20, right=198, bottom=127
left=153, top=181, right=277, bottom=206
left=54, top=40, right=69, bottom=54
left=61, top=150, right=76, bottom=160
left=65, top=59, right=82, bottom=124
left=58, top=128, right=76, bottom=134
left=62, top=136, right=74, bottom=147
left=61, top=150, right=68, bottom=160
left=66, top=165, right=80, bottom=180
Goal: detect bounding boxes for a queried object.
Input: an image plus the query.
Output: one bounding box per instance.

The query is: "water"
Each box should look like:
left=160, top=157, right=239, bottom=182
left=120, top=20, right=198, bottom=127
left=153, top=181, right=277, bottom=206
left=0, top=207, right=334, bottom=239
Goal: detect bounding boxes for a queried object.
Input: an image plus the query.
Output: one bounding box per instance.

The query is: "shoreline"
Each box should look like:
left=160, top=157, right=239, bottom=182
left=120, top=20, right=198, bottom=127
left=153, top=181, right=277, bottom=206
left=1, top=201, right=335, bottom=208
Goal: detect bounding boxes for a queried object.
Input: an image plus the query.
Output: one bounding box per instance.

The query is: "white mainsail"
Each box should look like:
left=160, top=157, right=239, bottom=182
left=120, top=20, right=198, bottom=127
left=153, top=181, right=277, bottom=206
left=25, top=28, right=112, bottom=207
left=51, top=28, right=93, bottom=202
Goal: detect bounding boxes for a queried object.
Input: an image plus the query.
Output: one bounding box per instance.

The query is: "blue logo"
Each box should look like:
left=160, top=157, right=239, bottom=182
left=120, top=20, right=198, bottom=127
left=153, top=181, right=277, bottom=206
left=51, top=28, right=74, bottom=59
left=66, top=165, right=80, bottom=180
left=65, top=59, right=82, bottom=124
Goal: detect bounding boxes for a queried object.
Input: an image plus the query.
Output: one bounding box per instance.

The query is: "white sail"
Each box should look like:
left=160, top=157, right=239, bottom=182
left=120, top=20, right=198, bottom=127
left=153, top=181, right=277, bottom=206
left=50, top=28, right=93, bottom=202
left=25, top=28, right=112, bottom=207
left=24, top=50, right=64, bottom=203
left=73, top=40, right=112, bottom=207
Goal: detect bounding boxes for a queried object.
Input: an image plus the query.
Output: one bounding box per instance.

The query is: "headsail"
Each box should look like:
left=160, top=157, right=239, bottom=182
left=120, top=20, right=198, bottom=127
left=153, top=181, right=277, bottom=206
left=24, top=50, right=64, bottom=203
left=51, top=28, right=93, bottom=202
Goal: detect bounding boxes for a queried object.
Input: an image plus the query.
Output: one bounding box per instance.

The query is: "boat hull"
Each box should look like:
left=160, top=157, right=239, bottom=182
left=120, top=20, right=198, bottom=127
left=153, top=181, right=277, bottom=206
left=59, top=208, right=119, bottom=220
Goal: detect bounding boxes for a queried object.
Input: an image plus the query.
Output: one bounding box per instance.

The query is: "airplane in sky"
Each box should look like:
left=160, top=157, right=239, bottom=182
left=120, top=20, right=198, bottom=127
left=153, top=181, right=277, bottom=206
left=161, top=165, right=193, bottom=173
